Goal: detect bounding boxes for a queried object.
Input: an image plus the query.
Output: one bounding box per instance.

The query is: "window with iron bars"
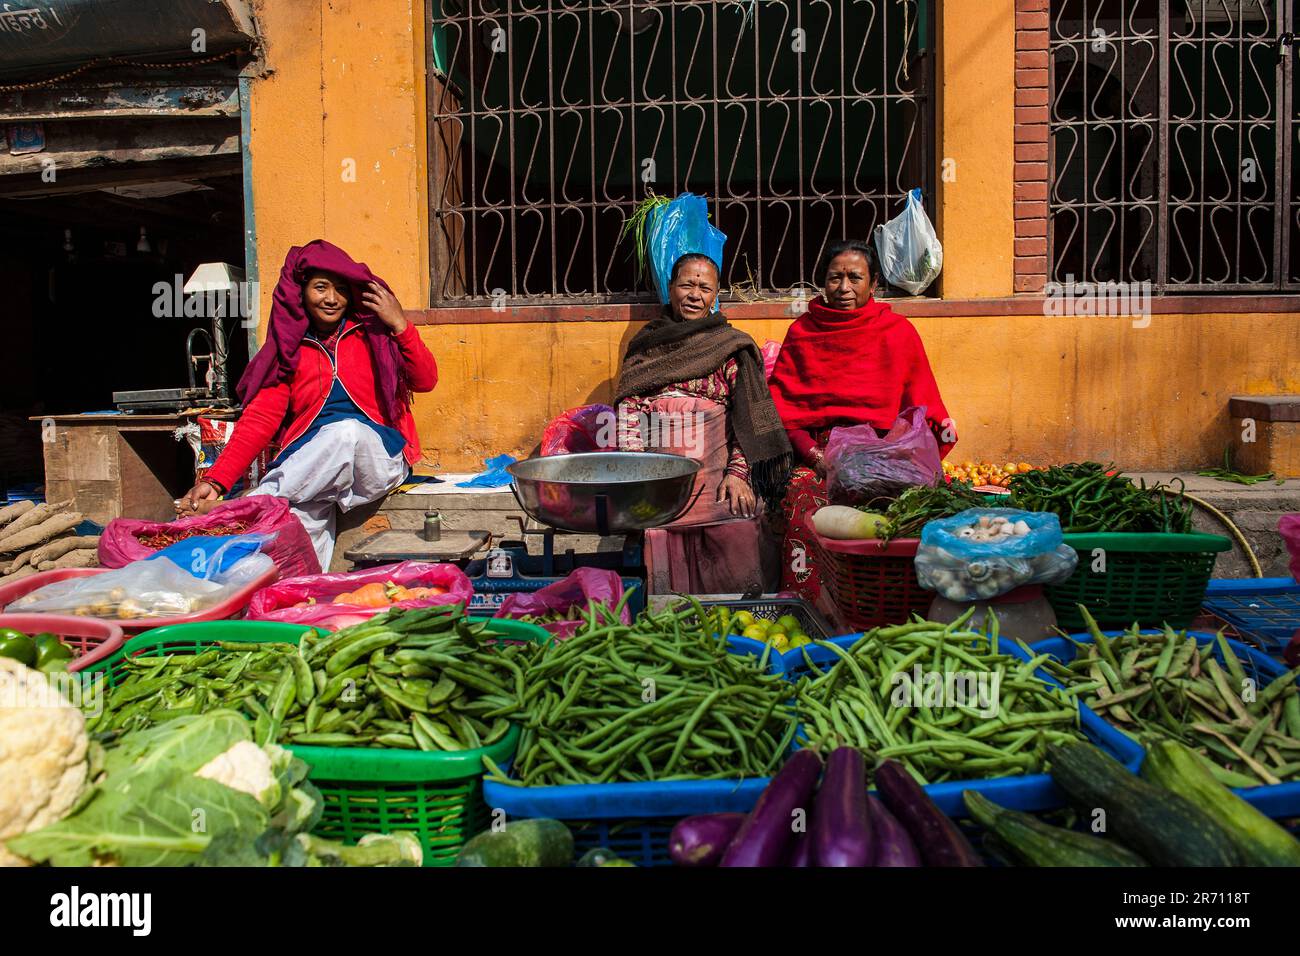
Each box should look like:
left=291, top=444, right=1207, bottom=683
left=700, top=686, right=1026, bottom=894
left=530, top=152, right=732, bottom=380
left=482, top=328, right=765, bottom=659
left=426, top=0, right=933, bottom=305
left=1049, top=0, right=1299, bottom=292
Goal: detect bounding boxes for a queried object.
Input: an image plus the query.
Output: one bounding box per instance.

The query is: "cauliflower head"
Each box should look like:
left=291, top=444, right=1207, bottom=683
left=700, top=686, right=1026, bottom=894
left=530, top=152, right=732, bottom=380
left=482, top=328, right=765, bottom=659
left=0, top=658, right=89, bottom=867
left=194, top=739, right=282, bottom=808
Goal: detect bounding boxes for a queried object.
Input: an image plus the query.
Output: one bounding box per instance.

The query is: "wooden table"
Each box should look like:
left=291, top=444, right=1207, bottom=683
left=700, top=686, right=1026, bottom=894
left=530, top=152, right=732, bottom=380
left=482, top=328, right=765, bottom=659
left=35, top=411, right=235, bottom=526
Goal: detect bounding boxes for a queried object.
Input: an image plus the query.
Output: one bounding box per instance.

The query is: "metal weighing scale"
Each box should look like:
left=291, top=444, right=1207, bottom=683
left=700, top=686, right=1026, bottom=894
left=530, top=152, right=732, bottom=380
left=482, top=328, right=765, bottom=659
left=112, top=262, right=241, bottom=413
left=344, top=525, right=492, bottom=568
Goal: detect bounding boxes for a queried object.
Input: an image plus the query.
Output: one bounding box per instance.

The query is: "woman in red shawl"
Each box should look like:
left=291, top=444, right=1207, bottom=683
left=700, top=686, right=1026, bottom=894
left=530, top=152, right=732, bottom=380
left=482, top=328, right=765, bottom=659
left=768, top=239, right=955, bottom=603
left=177, top=240, right=438, bottom=571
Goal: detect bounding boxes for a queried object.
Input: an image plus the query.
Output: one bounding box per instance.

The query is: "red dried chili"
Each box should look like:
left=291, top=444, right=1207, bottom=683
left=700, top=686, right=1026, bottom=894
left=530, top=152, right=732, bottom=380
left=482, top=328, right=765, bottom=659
left=135, top=520, right=251, bottom=550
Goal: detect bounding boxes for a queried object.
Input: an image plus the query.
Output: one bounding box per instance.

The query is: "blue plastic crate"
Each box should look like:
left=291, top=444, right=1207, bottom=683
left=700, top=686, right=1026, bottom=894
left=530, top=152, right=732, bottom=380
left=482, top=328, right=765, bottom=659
left=779, top=633, right=1145, bottom=817
left=1202, top=577, right=1300, bottom=653
left=481, top=638, right=787, bottom=867
left=1010, top=629, right=1300, bottom=819
left=468, top=573, right=646, bottom=619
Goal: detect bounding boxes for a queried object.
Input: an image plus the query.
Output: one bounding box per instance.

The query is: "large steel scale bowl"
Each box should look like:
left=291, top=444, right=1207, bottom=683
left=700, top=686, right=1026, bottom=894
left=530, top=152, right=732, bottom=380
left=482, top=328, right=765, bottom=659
left=507, top=452, right=702, bottom=535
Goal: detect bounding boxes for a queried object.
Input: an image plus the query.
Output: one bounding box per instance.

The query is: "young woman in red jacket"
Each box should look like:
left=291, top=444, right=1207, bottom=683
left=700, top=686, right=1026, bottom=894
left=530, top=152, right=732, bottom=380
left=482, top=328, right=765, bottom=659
left=178, top=240, right=438, bottom=570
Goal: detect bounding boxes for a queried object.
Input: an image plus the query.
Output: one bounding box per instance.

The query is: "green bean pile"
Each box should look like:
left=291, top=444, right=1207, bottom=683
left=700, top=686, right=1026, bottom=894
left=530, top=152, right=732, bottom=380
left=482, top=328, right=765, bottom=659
left=483, top=600, right=799, bottom=786
left=1007, top=462, right=1193, bottom=533
left=792, top=615, right=1088, bottom=784
left=1039, top=609, right=1300, bottom=787
left=85, top=606, right=538, bottom=751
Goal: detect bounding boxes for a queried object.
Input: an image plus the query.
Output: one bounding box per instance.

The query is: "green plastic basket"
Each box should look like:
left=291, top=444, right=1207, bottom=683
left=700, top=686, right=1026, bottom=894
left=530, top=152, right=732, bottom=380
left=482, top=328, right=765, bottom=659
left=1045, top=532, right=1232, bottom=630
left=82, top=616, right=548, bottom=866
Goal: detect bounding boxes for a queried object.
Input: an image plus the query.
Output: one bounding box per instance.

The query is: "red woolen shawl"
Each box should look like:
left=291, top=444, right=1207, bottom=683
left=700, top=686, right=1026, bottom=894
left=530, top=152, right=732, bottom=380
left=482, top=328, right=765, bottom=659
left=236, top=240, right=411, bottom=425
left=768, top=295, right=955, bottom=455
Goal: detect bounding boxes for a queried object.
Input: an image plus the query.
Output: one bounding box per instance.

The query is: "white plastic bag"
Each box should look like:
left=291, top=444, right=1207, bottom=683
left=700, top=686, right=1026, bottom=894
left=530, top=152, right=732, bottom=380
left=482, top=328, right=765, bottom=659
left=11, top=551, right=275, bottom=621
left=873, top=188, right=943, bottom=295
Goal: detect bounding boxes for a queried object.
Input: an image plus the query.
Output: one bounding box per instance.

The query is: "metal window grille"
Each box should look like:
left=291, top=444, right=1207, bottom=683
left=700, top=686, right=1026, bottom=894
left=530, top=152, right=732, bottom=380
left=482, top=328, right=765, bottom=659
left=426, top=0, right=933, bottom=305
left=1050, top=0, right=1298, bottom=291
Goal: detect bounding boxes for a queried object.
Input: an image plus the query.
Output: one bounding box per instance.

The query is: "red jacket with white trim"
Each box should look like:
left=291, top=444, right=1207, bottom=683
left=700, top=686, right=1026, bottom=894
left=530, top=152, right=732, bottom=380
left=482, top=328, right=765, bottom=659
left=205, top=321, right=437, bottom=492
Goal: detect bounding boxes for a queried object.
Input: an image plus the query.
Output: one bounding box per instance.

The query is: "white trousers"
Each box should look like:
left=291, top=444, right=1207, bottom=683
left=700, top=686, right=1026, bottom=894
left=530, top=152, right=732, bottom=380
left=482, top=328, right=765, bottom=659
left=251, top=419, right=408, bottom=571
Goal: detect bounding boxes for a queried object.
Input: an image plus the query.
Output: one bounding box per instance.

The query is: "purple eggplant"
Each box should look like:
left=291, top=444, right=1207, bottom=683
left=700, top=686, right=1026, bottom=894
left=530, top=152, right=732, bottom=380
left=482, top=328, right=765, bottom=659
left=867, top=795, right=921, bottom=867
left=668, top=813, right=747, bottom=867
left=720, top=750, right=823, bottom=868
left=812, top=747, right=873, bottom=867
left=874, top=760, right=983, bottom=867
left=787, top=829, right=813, bottom=867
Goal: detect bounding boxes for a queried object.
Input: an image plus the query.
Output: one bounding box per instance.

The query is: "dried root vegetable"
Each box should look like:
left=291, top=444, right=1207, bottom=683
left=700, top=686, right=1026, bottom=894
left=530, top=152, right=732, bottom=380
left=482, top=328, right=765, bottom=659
left=38, top=550, right=99, bottom=571
left=0, top=513, right=83, bottom=555
left=3, top=549, right=39, bottom=575
left=0, top=500, right=34, bottom=528
left=30, top=536, right=99, bottom=567
left=0, top=501, right=72, bottom=548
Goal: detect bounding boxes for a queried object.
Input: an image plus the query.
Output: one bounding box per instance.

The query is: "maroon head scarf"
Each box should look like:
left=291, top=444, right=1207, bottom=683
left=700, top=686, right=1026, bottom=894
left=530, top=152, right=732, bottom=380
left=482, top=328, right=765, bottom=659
left=237, top=240, right=411, bottom=423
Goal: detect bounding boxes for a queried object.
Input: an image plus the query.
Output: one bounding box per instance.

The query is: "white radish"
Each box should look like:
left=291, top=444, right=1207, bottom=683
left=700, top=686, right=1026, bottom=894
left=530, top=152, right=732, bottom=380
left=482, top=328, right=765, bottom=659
left=812, top=506, right=889, bottom=540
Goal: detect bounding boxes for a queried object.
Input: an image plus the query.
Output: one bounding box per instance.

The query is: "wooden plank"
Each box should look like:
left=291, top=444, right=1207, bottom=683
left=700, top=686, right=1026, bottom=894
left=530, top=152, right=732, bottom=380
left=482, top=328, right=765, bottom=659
left=1229, top=396, right=1300, bottom=423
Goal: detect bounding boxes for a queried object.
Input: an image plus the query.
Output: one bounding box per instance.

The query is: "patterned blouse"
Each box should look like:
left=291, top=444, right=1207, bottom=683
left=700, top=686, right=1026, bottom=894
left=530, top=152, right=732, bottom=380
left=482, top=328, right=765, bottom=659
left=616, top=356, right=751, bottom=481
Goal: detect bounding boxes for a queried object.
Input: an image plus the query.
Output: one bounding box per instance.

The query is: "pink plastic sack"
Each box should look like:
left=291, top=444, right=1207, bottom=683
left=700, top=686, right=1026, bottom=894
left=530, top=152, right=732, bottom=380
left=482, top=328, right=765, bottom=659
left=541, top=404, right=616, bottom=456
left=495, top=567, right=632, bottom=639
left=98, top=495, right=321, bottom=579
left=245, top=560, right=472, bottom=630
left=761, top=340, right=781, bottom=380
left=825, top=405, right=943, bottom=507
left=1282, top=514, right=1300, bottom=583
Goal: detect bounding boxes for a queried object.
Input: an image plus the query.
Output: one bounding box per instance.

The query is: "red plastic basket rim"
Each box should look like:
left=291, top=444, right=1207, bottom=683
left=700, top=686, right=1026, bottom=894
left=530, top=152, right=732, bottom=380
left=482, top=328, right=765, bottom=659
left=813, top=532, right=921, bottom=556
left=0, top=565, right=279, bottom=633
left=0, top=612, right=125, bottom=672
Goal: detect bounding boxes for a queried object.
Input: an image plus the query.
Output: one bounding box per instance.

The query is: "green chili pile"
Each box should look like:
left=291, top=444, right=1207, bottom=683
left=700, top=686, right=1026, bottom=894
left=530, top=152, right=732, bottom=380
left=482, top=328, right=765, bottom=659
left=1038, top=607, right=1300, bottom=787
left=483, top=599, right=798, bottom=786
left=1007, top=461, right=1193, bottom=533
left=85, top=605, right=537, bottom=751
left=792, top=613, right=1088, bottom=784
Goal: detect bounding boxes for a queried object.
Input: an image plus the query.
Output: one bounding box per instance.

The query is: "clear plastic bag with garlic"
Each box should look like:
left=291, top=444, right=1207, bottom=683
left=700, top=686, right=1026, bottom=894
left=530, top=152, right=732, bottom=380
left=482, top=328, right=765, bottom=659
left=10, top=534, right=275, bottom=620
left=914, top=508, right=1078, bottom=602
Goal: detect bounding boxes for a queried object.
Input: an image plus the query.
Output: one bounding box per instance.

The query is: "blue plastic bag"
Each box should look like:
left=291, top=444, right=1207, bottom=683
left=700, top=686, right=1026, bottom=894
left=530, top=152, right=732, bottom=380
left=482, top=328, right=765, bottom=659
left=915, top=509, right=1077, bottom=601
left=145, top=533, right=275, bottom=580
left=646, top=193, right=727, bottom=309
left=457, top=454, right=517, bottom=488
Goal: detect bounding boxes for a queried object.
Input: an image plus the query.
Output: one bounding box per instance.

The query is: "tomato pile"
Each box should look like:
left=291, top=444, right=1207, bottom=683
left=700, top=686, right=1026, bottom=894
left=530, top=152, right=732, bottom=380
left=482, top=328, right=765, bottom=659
left=135, top=521, right=252, bottom=549
left=942, top=460, right=1044, bottom=489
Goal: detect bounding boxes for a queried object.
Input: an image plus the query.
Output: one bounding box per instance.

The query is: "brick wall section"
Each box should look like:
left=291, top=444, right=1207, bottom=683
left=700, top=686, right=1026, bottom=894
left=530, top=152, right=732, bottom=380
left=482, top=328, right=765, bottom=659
left=1014, top=0, right=1050, bottom=293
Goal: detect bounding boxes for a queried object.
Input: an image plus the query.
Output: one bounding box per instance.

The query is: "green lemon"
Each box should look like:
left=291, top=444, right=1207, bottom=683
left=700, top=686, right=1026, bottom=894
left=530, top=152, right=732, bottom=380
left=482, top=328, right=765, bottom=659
left=776, top=614, right=801, bottom=633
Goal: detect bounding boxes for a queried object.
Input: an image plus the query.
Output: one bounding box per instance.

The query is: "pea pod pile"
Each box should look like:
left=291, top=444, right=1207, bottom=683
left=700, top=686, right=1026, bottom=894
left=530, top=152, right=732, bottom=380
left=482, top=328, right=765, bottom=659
left=791, top=615, right=1089, bottom=784
left=483, top=600, right=799, bottom=786
left=1007, top=461, right=1193, bottom=533
left=1036, top=608, right=1300, bottom=788
left=85, top=605, right=538, bottom=751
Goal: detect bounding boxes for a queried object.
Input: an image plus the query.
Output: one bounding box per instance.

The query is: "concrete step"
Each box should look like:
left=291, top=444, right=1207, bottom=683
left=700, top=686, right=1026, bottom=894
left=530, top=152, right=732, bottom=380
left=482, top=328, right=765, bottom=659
left=332, top=473, right=1300, bottom=580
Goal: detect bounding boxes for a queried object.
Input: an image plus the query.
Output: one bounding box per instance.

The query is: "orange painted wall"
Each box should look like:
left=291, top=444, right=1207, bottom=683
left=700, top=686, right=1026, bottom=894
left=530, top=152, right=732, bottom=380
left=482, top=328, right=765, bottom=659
left=410, top=312, right=1300, bottom=472
left=246, top=1, right=1300, bottom=475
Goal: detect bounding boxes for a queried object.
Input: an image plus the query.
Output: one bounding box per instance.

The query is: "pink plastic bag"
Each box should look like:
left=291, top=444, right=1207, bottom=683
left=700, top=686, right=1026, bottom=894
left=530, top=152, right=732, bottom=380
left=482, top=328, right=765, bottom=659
left=541, top=404, right=616, bottom=456
left=98, top=495, right=321, bottom=579
left=495, top=567, right=633, bottom=639
left=245, top=560, right=472, bottom=630
left=1282, top=514, right=1300, bottom=583
left=825, top=405, right=943, bottom=506
left=761, top=340, right=781, bottom=380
